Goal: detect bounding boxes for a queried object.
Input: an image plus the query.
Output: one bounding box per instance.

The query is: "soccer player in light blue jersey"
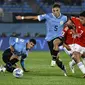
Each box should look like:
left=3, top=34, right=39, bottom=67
left=2, top=37, right=36, bottom=72
left=16, top=3, right=67, bottom=76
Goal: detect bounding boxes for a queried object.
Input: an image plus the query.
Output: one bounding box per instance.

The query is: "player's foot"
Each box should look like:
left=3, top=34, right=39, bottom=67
left=69, top=61, right=75, bottom=73
left=51, top=60, right=56, bottom=67
left=2, top=66, right=6, bottom=72
left=0, top=65, right=6, bottom=72
left=63, top=67, right=67, bottom=76
left=64, top=72, right=67, bottom=76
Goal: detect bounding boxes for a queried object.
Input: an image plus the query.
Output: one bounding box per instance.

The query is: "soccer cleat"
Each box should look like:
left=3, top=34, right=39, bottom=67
left=0, top=65, right=6, bottom=72
left=50, top=60, right=56, bottom=67
left=69, top=61, right=75, bottom=73
left=2, top=67, right=6, bottom=72
left=63, top=67, right=67, bottom=76
left=64, top=72, right=67, bottom=77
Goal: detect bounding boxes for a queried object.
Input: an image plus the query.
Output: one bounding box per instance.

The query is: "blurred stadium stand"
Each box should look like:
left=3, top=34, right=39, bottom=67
left=0, top=23, right=46, bottom=37
left=0, top=1, right=33, bottom=13
left=36, top=0, right=85, bottom=14
left=0, top=0, right=84, bottom=14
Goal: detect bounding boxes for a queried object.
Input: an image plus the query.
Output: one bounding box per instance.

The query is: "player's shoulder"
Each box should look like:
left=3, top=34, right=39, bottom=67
left=61, top=14, right=67, bottom=18
left=42, top=13, right=51, bottom=16
left=61, top=14, right=67, bottom=21
left=46, top=13, right=53, bottom=17
left=71, top=16, right=79, bottom=20
left=40, top=13, right=52, bottom=18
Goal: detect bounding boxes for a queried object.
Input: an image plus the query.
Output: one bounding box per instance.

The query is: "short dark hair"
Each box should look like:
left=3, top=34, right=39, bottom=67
left=30, top=39, right=36, bottom=45
left=52, top=3, right=61, bottom=8
left=80, top=11, right=85, bottom=17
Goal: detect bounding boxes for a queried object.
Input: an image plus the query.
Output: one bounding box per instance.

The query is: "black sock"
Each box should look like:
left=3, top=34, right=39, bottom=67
left=52, top=55, right=56, bottom=61
left=56, top=59, right=66, bottom=72
left=52, top=51, right=59, bottom=61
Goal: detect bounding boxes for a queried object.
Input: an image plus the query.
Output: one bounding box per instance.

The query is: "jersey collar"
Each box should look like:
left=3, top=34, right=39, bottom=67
left=52, top=13, right=61, bottom=19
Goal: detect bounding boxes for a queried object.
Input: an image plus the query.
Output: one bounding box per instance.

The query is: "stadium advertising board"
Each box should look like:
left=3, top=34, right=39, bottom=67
left=0, top=37, right=49, bottom=51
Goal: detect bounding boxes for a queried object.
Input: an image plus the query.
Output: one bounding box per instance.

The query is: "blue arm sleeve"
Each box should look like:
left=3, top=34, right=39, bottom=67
left=20, top=59, right=25, bottom=70
left=20, top=54, right=27, bottom=71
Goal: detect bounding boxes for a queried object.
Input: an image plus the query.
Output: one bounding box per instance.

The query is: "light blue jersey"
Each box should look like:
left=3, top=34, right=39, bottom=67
left=9, top=37, right=29, bottom=56
left=38, top=13, right=67, bottom=41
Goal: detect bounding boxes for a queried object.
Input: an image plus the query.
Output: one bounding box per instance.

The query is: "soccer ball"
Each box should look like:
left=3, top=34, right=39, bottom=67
left=13, top=68, right=23, bottom=78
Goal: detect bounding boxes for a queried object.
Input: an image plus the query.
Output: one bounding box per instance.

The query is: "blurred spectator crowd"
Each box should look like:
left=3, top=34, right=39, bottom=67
left=0, top=0, right=23, bottom=5
left=0, top=32, right=45, bottom=38
left=0, top=0, right=83, bottom=6
left=38, top=0, right=82, bottom=5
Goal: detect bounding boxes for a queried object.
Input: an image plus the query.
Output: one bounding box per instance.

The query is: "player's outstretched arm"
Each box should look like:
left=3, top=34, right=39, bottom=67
left=20, top=59, right=29, bottom=72
left=16, top=15, right=38, bottom=20
left=63, top=43, right=71, bottom=51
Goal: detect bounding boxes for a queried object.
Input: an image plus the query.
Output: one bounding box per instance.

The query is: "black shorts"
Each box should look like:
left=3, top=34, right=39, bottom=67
left=2, top=48, right=13, bottom=63
left=47, top=37, right=63, bottom=56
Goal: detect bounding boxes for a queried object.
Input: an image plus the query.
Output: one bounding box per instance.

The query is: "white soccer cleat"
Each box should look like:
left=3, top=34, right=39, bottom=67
left=51, top=60, right=56, bottom=67
left=2, top=67, right=6, bottom=72
left=69, top=61, right=75, bottom=73
left=0, top=65, right=6, bottom=72
left=64, top=72, right=67, bottom=77
left=63, top=66, right=67, bottom=77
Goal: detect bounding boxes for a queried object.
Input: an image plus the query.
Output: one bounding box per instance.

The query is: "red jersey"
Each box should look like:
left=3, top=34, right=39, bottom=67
left=63, top=26, right=75, bottom=45
left=71, top=17, right=85, bottom=47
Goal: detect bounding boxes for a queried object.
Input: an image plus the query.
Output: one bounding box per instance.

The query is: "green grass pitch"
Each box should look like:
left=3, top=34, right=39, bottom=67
left=0, top=51, right=85, bottom=85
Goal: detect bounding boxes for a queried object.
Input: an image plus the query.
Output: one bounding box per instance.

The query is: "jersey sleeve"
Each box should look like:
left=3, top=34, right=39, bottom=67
left=20, top=59, right=25, bottom=70
left=20, top=54, right=27, bottom=71
left=62, top=26, right=68, bottom=37
left=9, top=37, right=16, bottom=46
left=37, top=14, right=47, bottom=21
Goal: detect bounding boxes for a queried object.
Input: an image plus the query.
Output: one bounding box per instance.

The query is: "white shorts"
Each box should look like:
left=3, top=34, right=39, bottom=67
left=68, top=44, right=85, bottom=54
left=59, top=46, right=64, bottom=51
left=59, top=44, right=85, bottom=57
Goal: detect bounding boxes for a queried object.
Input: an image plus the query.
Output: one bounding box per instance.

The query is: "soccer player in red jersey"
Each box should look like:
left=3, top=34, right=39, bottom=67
left=66, top=11, right=85, bottom=77
left=62, top=25, right=76, bottom=73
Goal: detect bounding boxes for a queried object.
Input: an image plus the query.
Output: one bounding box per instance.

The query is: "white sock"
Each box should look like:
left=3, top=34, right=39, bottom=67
left=70, top=59, right=76, bottom=66
left=82, top=58, right=85, bottom=65
left=77, top=62, right=85, bottom=74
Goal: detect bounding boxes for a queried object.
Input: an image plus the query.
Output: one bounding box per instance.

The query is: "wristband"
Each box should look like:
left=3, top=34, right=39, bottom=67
left=22, top=16, right=24, bottom=20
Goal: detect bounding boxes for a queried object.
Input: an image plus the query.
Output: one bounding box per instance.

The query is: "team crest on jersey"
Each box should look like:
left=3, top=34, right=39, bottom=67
left=60, top=21, right=64, bottom=25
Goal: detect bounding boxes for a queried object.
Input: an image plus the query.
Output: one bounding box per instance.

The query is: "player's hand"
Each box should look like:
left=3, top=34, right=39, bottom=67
left=24, top=70, right=29, bottom=72
left=23, top=68, right=29, bottom=72
left=65, top=45, right=71, bottom=51
left=63, top=43, right=71, bottom=51
left=16, top=16, right=22, bottom=20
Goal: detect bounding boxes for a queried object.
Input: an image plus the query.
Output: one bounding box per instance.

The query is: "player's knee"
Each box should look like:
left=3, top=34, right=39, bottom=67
left=10, top=59, right=19, bottom=65
left=53, top=39, right=61, bottom=45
